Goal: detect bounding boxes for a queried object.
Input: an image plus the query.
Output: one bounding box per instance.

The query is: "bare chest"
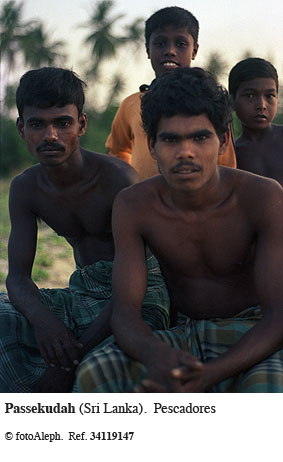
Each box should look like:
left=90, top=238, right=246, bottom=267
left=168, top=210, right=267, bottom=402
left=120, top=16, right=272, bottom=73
left=236, top=141, right=283, bottom=185
left=145, top=209, right=255, bottom=278
left=33, top=190, right=112, bottom=244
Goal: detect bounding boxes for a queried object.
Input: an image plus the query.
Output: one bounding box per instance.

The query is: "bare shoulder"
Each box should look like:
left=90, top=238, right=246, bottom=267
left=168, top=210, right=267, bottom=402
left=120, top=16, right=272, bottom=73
left=10, top=164, right=40, bottom=197
left=84, top=149, right=139, bottom=189
left=114, top=175, right=162, bottom=212
left=271, top=124, right=283, bottom=138
left=222, top=167, right=283, bottom=211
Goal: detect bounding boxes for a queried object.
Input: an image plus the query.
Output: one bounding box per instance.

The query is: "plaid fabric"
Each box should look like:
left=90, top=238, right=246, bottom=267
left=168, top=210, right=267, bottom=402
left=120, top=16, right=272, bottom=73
left=76, top=306, right=283, bottom=393
left=0, top=256, right=170, bottom=393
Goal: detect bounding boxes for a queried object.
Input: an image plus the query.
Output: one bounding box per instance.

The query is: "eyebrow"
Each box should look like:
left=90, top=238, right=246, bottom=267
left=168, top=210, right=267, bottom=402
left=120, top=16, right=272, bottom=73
left=158, top=128, right=214, bottom=139
left=153, top=33, right=190, bottom=40
left=241, top=87, right=277, bottom=93
left=26, top=115, right=75, bottom=123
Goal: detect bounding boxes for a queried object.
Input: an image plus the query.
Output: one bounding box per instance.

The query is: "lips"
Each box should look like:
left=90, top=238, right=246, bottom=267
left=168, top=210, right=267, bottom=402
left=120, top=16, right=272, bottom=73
left=254, top=114, right=267, bottom=120
left=161, top=61, right=179, bottom=69
left=37, top=144, right=64, bottom=153
left=172, top=164, right=200, bottom=175
left=174, top=169, right=199, bottom=174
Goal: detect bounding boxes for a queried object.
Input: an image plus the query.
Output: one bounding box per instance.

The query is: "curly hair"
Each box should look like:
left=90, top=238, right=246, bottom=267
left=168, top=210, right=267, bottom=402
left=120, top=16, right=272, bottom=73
left=141, top=67, right=232, bottom=141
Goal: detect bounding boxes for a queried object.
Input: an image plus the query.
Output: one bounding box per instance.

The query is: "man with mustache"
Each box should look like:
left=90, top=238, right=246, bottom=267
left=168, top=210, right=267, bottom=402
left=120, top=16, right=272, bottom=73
left=77, top=67, right=283, bottom=393
left=0, top=67, right=170, bottom=392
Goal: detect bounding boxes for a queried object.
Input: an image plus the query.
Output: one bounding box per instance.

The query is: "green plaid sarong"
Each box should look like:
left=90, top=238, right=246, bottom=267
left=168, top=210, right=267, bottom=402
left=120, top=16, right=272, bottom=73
left=0, top=256, right=170, bottom=392
left=76, top=306, right=283, bottom=393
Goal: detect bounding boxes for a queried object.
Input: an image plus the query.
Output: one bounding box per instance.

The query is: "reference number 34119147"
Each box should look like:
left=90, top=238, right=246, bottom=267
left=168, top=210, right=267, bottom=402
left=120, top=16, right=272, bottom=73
left=90, top=432, right=134, bottom=441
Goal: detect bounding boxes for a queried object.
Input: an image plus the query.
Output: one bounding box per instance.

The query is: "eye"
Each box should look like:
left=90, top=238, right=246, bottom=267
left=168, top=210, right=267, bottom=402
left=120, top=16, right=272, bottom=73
left=153, top=39, right=164, bottom=48
left=194, top=134, right=208, bottom=141
left=176, top=40, right=188, bottom=48
left=244, top=93, right=255, bottom=99
left=28, top=121, right=43, bottom=128
left=56, top=120, right=71, bottom=128
left=162, top=136, right=178, bottom=143
left=266, top=94, right=276, bottom=100
left=163, top=138, right=174, bottom=143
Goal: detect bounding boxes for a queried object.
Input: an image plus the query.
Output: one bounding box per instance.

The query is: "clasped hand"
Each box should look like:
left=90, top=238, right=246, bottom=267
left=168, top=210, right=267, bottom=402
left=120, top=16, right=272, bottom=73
left=135, top=348, right=207, bottom=393
left=33, top=312, right=83, bottom=369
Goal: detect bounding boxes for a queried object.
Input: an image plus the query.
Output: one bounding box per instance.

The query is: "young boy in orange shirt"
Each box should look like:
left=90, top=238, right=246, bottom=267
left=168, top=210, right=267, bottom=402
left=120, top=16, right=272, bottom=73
left=106, top=6, right=236, bottom=180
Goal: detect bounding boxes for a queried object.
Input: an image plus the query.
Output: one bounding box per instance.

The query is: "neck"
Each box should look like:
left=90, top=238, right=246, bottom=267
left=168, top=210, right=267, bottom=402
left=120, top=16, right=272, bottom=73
left=241, top=123, right=273, bottom=141
left=168, top=169, right=223, bottom=212
left=42, top=148, right=86, bottom=188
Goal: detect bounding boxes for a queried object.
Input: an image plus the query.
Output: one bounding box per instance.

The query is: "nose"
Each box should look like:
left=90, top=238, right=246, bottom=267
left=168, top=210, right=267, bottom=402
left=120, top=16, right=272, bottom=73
left=256, top=96, right=267, bottom=111
left=43, top=124, right=58, bottom=142
left=164, top=41, right=176, bottom=56
left=176, top=139, right=195, bottom=160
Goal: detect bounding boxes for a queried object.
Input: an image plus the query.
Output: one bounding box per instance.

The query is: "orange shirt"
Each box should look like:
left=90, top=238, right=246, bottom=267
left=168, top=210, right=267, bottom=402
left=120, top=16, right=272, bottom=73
left=106, top=91, right=236, bottom=181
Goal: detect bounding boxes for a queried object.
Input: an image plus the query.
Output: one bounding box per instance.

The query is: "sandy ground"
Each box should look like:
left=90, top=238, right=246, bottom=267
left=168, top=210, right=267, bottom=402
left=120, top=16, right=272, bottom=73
left=0, top=244, right=74, bottom=292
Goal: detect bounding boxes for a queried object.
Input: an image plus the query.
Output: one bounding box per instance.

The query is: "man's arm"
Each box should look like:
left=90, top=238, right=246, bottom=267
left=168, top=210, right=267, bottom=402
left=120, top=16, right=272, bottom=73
left=6, top=175, right=82, bottom=369
left=111, top=190, right=202, bottom=391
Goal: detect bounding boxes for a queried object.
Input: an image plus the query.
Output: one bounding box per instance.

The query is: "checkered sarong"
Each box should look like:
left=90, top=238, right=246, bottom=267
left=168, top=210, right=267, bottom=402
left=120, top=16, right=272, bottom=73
left=76, top=307, right=283, bottom=393
left=0, top=256, right=170, bottom=392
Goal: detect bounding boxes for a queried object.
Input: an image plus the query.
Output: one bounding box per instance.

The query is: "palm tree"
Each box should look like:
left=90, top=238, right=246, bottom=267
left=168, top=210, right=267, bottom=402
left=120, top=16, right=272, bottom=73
left=0, top=0, right=65, bottom=72
left=205, top=51, right=228, bottom=81
left=19, top=24, right=65, bottom=68
left=81, top=1, right=145, bottom=107
left=0, top=0, right=36, bottom=73
left=105, top=73, right=125, bottom=109
left=0, top=0, right=66, bottom=115
left=122, top=17, right=144, bottom=49
left=83, top=0, right=124, bottom=77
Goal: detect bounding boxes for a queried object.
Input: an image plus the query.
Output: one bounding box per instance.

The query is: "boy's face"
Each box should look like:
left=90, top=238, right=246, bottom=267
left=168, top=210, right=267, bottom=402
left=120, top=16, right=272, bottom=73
left=147, top=25, right=198, bottom=77
left=148, top=114, right=228, bottom=193
left=17, top=104, right=87, bottom=167
left=234, top=77, right=278, bottom=130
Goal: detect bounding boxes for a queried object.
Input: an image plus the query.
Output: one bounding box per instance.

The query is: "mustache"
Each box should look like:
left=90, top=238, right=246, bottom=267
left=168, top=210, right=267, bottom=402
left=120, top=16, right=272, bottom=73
left=37, top=142, right=65, bottom=152
left=171, top=161, right=201, bottom=173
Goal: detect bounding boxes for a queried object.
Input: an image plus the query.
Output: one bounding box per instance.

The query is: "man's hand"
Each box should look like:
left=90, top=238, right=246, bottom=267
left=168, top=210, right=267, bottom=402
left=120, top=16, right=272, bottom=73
left=33, top=311, right=83, bottom=368
left=135, top=348, right=206, bottom=393
left=34, top=366, right=76, bottom=393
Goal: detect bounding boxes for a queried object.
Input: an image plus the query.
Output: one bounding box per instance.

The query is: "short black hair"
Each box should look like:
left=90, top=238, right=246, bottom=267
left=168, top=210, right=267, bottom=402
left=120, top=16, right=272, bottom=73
left=228, top=58, right=278, bottom=99
left=16, top=67, right=87, bottom=119
left=145, top=7, right=199, bottom=47
left=141, top=67, right=232, bottom=141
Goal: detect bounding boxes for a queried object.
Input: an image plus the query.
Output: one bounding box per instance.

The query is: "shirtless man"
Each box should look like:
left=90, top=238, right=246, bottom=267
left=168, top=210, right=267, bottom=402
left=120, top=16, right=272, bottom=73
left=229, top=57, right=283, bottom=185
left=0, top=67, right=169, bottom=393
left=77, top=67, right=283, bottom=393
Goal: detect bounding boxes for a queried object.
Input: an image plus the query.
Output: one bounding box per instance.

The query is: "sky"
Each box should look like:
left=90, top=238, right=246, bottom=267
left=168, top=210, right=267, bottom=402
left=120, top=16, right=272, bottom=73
left=1, top=0, right=283, bottom=105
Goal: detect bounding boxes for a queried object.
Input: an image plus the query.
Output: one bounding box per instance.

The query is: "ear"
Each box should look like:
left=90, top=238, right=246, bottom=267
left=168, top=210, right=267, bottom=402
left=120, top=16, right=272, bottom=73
left=148, top=136, right=157, bottom=160
left=78, top=113, right=87, bottom=137
left=16, top=117, right=25, bottom=139
left=146, top=44, right=150, bottom=59
left=218, top=131, right=229, bottom=155
left=192, top=43, right=199, bottom=60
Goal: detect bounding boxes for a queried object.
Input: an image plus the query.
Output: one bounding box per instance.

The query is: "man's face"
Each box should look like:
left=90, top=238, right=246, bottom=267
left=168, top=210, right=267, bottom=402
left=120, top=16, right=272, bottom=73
left=147, top=26, right=198, bottom=77
left=234, top=78, right=278, bottom=130
left=17, top=104, right=86, bottom=167
left=149, top=114, right=228, bottom=192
